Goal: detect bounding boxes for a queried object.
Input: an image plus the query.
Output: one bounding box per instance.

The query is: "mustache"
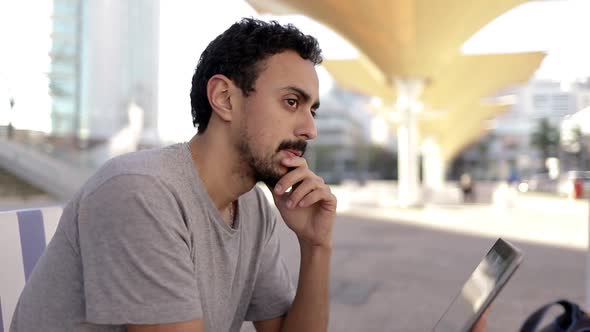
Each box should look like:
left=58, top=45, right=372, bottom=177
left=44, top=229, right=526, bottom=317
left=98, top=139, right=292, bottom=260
left=277, top=140, right=307, bottom=157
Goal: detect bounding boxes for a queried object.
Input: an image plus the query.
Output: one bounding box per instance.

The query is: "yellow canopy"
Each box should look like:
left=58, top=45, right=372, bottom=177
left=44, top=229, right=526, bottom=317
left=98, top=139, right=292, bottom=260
left=422, top=52, right=545, bottom=111
left=434, top=104, right=509, bottom=162
left=248, top=0, right=528, bottom=79
left=323, top=52, right=545, bottom=113
left=326, top=52, right=544, bottom=160
left=322, top=56, right=395, bottom=104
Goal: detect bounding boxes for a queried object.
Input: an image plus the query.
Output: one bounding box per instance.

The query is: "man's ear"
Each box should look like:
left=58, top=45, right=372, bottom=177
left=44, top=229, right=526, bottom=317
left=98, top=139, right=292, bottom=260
left=207, top=74, right=236, bottom=121
left=207, top=74, right=240, bottom=121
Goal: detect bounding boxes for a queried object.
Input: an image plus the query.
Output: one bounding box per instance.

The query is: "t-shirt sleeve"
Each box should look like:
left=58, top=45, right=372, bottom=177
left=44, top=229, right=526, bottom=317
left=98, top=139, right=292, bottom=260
left=245, top=209, right=295, bottom=322
left=78, top=174, right=202, bottom=325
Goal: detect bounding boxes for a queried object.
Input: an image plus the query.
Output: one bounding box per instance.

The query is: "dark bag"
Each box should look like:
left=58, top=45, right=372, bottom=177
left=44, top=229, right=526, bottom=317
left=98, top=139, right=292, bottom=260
left=520, top=299, right=590, bottom=332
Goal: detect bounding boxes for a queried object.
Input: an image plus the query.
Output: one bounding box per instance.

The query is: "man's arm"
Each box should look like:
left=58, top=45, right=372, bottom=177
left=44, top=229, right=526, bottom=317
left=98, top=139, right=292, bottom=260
left=470, top=310, right=488, bottom=332
left=283, top=242, right=331, bottom=331
left=262, top=154, right=336, bottom=332
left=254, top=245, right=331, bottom=332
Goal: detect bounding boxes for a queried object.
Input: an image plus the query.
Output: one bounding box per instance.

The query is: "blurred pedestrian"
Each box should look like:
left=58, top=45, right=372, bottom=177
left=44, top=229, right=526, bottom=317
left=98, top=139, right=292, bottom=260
left=7, top=96, right=14, bottom=139
left=460, top=173, right=475, bottom=203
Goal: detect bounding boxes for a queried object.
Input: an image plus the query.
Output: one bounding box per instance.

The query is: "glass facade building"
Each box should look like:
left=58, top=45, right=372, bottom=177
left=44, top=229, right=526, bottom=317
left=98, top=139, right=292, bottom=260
left=49, top=0, right=159, bottom=142
left=49, top=0, right=82, bottom=136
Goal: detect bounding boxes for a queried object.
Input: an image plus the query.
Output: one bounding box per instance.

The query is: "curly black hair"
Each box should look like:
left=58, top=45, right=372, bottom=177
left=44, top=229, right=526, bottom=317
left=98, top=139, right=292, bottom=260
left=190, top=17, right=323, bottom=133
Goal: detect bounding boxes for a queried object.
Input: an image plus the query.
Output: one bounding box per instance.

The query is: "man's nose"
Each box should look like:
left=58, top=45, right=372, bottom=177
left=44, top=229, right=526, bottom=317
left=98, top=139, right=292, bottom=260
left=295, top=110, right=317, bottom=140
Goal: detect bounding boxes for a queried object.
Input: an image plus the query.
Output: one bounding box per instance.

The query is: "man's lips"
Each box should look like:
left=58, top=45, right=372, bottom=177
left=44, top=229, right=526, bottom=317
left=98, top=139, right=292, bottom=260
left=283, top=149, right=303, bottom=158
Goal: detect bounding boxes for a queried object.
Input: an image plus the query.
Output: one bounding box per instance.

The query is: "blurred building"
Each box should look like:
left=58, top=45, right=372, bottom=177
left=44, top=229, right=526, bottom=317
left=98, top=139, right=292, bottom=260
left=454, top=79, right=590, bottom=180
left=49, top=0, right=159, bottom=143
left=563, top=106, right=590, bottom=136
left=560, top=106, right=590, bottom=171
left=308, top=87, right=371, bottom=183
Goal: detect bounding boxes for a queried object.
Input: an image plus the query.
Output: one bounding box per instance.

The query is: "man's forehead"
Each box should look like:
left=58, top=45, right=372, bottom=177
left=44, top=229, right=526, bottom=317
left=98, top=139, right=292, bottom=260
left=260, top=51, right=319, bottom=97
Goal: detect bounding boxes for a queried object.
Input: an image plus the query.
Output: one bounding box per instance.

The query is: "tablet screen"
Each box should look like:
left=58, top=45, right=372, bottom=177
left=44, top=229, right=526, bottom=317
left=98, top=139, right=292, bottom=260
left=432, top=238, right=523, bottom=332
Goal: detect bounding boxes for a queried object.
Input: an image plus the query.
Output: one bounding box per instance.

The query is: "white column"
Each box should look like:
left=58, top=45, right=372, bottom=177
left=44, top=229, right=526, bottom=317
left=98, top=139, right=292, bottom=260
left=396, top=79, right=423, bottom=208
left=422, top=137, right=445, bottom=191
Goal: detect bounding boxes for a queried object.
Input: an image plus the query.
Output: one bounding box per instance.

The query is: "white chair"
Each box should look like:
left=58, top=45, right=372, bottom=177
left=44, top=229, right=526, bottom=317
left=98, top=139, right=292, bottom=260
left=0, top=206, right=62, bottom=332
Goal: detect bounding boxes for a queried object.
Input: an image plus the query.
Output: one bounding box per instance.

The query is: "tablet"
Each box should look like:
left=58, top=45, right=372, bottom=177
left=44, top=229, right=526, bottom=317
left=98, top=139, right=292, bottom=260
left=432, top=238, right=524, bottom=332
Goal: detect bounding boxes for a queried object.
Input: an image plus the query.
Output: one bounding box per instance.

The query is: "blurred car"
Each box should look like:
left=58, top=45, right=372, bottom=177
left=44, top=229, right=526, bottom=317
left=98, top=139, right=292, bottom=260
left=557, top=171, right=590, bottom=199
left=517, top=173, right=558, bottom=193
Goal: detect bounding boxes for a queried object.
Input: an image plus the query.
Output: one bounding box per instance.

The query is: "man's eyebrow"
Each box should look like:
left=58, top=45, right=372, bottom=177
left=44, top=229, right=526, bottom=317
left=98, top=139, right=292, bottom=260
left=283, top=86, right=320, bottom=110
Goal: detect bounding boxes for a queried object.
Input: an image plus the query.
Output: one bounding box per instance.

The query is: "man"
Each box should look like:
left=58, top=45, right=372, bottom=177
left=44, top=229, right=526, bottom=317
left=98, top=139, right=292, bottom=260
left=11, top=18, right=333, bottom=332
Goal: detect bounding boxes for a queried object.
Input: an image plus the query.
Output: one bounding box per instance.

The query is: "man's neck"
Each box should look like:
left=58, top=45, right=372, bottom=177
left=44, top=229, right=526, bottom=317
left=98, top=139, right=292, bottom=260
left=188, top=133, right=254, bottom=211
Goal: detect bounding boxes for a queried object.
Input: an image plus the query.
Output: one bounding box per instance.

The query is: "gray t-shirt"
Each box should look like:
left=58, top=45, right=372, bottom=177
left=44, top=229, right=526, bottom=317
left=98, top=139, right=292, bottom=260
left=10, top=143, right=295, bottom=332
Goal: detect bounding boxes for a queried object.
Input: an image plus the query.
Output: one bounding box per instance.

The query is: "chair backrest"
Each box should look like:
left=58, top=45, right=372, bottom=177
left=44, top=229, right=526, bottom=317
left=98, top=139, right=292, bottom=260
left=0, top=206, right=62, bottom=332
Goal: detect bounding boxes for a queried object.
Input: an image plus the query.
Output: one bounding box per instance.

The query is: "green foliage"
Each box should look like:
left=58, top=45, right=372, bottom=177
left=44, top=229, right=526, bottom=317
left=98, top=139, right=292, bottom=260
left=562, top=124, right=590, bottom=169
left=366, top=144, right=397, bottom=179
left=308, top=143, right=397, bottom=180
left=530, top=118, right=560, bottom=161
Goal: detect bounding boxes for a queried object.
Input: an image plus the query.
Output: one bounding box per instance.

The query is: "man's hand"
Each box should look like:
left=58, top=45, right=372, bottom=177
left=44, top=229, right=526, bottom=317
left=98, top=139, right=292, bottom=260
left=271, top=155, right=337, bottom=248
left=269, top=155, right=335, bottom=332
left=470, top=310, right=488, bottom=332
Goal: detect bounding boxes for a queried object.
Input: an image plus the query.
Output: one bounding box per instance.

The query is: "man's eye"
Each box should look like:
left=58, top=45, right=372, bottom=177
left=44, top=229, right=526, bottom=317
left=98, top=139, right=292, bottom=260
left=285, top=99, right=299, bottom=108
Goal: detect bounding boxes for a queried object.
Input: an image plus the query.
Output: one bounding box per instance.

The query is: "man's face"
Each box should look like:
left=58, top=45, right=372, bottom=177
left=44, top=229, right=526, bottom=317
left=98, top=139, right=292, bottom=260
left=234, top=51, right=320, bottom=187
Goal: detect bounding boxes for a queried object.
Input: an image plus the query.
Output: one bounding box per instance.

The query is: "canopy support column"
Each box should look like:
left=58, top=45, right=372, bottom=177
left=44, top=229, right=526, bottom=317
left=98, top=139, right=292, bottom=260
left=396, top=78, right=424, bottom=208
left=422, top=137, right=445, bottom=192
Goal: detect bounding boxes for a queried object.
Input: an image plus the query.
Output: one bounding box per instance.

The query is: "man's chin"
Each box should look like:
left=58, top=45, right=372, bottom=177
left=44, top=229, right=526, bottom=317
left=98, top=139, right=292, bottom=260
left=256, top=168, right=286, bottom=189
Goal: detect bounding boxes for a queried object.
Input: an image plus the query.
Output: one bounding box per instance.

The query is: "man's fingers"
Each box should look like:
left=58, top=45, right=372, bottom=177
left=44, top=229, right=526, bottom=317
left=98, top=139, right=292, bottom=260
left=471, top=310, right=489, bottom=332
left=273, top=156, right=333, bottom=210
left=280, top=155, right=308, bottom=168
left=297, top=187, right=335, bottom=209
left=274, top=167, right=307, bottom=194
left=284, top=177, right=324, bottom=208
left=274, top=156, right=311, bottom=194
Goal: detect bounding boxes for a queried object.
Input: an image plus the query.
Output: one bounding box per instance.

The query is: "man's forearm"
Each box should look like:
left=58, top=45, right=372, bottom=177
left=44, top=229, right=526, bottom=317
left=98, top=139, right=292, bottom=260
left=281, top=241, right=332, bottom=332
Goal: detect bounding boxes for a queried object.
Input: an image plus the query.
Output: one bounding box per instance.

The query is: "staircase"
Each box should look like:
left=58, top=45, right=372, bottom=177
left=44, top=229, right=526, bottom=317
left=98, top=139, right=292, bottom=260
left=0, top=139, right=93, bottom=201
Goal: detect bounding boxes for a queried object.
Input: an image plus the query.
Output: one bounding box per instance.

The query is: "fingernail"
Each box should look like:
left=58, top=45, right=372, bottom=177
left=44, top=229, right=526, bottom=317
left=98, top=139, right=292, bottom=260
left=299, top=200, right=305, bottom=207
left=275, top=184, right=282, bottom=193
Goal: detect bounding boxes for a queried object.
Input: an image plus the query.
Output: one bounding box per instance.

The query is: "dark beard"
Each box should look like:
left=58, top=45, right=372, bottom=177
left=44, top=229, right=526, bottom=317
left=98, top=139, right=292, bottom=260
left=237, top=138, right=307, bottom=188
left=251, top=157, right=283, bottom=189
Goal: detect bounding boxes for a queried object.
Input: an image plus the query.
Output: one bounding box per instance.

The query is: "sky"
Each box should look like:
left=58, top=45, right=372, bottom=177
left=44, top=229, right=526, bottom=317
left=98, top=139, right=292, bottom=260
left=0, top=0, right=53, bottom=132
left=0, top=0, right=589, bottom=139
left=462, top=0, right=590, bottom=81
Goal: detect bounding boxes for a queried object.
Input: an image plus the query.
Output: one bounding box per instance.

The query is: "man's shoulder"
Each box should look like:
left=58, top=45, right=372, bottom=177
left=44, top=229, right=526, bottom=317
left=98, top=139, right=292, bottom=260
left=82, top=144, right=188, bottom=198
left=106, top=143, right=186, bottom=173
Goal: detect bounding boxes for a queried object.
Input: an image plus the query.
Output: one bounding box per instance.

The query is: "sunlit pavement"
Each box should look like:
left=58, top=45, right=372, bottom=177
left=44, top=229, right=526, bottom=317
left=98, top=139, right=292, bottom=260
left=244, top=182, right=590, bottom=332
left=334, top=182, right=589, bottom=250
